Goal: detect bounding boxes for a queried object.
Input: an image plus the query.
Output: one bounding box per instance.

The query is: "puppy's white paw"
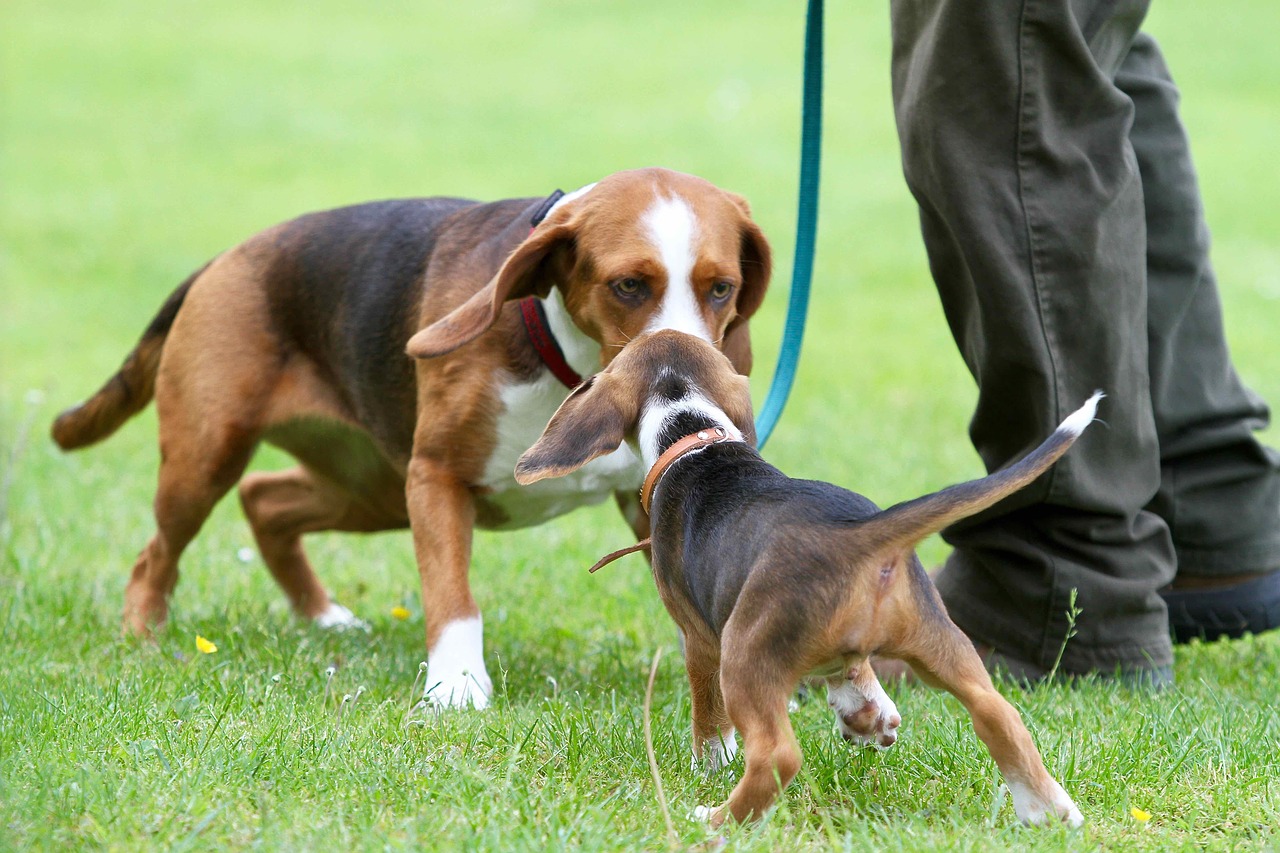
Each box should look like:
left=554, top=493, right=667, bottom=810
left=692, top=804, right=715, bottom=822
left=314, top=602, right=370, bottom=632
left=421, top=617, right=492, bottom=711
left=829, top=674, right=901, bottom=749
left=692, top=730, right=738, bottom=775
left=1008, top=777, right=1085, bottom=827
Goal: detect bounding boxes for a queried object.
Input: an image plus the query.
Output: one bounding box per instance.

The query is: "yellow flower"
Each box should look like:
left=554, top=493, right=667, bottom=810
left=1130, top=806, right=1152, bottom=822
left=195, top=635, right=218, bottom=654
left=390, top=606, right=411, bottom=621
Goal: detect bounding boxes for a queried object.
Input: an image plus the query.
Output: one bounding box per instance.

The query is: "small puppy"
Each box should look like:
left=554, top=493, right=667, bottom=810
left=516, top=330, right=1089, bottom=827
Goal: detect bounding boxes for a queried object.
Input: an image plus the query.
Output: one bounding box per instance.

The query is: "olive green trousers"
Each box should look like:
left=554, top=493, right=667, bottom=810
left=889, top=0, right=1280, bottom=673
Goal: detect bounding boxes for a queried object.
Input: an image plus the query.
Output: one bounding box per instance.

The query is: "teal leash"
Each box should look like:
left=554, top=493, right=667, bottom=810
left=755, top=0, right=823, bottom=450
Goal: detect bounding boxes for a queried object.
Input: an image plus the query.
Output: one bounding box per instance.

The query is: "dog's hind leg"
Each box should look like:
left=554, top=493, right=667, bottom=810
left=239, top=466, right=405, bottom=628
left=124, top=406, right=258, bottom=636
left=892, top=621, right=1084, bottom=827
left=122, top=249, right=278, bottom=635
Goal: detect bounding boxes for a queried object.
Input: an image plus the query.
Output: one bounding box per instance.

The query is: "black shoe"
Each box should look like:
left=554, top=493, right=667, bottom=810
left=1161, top=570, right=1280, bottom=644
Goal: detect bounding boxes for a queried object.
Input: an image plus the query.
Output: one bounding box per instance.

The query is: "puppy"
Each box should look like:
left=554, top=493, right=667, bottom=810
left=51, top=169, right=771, bottom=709
left=516, top=330, right=1089, bottom=827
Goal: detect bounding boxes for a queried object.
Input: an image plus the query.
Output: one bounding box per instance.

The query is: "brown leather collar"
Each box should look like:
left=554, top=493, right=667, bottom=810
left=589, top=425, right=740, bottom=574
left=639, top=425, right=739, bottom=515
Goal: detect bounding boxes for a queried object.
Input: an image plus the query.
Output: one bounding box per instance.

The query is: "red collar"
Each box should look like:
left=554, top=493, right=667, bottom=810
left=519, top=297, right=584, bottom=389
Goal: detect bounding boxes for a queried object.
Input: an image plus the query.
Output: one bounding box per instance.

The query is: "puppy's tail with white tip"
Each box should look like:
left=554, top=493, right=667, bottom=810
left=856, top=392, right=1104, bottom=553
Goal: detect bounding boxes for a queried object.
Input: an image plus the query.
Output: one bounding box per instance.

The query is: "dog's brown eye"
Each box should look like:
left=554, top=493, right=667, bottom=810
left=612, top=277, right=645, bottom=298
left=710, top=280, right=735, bottom=301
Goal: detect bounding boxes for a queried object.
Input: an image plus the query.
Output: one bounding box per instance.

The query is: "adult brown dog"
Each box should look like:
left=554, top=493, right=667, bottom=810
left=51, top=168, right=771, bottom=709
left=516, top=330, right=1089, bottom=826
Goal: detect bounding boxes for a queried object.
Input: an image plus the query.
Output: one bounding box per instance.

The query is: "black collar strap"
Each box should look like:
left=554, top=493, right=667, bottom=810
left=530, top=189, right=566, bottom=228
left=519, top=189, right=582, bottom=390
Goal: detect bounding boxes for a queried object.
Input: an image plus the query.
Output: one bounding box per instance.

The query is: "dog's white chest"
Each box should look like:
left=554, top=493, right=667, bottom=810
left=476, top=372, right=641, bottom=530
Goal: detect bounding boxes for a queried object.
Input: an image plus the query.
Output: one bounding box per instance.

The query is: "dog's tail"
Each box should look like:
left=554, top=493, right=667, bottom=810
left=853, top=392, right=1103, bottom=555
left=50, top=263, right=209, bottom=450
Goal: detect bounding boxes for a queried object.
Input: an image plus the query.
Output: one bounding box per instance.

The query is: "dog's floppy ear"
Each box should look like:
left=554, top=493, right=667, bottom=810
left=728, top=374, right=757, bottom=448
left=515, top=374, right=638, bottom=485
left=721, top=324, right=753, bottom=376
left=722, top=195, right=772, bottom=375
left=406, top=222, right=574, bottom=359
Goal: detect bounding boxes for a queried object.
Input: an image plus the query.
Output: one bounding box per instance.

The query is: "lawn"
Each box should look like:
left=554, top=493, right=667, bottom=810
left=2, top=0, right=1278, bottom=849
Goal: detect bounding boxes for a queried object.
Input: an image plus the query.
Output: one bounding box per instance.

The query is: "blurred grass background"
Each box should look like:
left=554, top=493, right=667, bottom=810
left=2, top=1, right=1277, bottom=849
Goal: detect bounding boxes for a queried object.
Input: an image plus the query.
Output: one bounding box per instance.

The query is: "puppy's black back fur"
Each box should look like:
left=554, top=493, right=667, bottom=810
left=651, top=429, right=884, bottom=641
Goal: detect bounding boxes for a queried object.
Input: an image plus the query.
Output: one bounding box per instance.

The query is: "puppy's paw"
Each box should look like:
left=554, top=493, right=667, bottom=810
left=692, top=730, right=738, bottom=776
left=313, top=602, right=370, bottom=632
left=829, top=676, right=901, bottom=749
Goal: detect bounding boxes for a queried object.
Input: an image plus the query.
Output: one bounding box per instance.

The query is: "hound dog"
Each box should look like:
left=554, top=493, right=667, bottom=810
left=51, top=168, right=771, bottom=709
left=515, top=330, right=1089, bottom=827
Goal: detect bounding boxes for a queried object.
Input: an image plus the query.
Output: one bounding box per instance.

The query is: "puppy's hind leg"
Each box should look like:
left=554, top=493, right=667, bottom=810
left=894, top=621, right=1084, bottom=827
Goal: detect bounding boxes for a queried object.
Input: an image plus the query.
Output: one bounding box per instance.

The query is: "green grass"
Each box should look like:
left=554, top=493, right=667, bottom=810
left=3, top=0, right=1279, bottom=849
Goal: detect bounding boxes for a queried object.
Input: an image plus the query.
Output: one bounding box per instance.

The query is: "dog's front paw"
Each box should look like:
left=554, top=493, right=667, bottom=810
left=421, top=666, right=493, bottom=710
left=418, top=617, right=492, bottom=710
left=313, top=602, right=370, bottom=632
left=829, top=675, right=901, bottom=749
left=692, top=804, right=728, bottom=827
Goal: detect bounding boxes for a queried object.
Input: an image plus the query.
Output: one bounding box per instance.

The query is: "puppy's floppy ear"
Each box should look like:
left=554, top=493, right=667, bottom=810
left=407, top=222, right=575, bottom=359
left=515, top=374, right=638, bottom=485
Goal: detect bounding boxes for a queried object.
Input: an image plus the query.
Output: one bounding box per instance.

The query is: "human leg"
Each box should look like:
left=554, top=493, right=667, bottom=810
left=1118, top=34, right=1280, bottom=641
left=889, top=0, right=1174, bottom=674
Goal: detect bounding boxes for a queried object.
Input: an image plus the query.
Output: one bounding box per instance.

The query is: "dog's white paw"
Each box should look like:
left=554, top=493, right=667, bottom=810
left=1008, top=777, right=1085, bottom=827
left=692, top=730, right=738, bottom=775
left=829, top=674, right=901, bottom=749
left=314, top=602, right=370, bottom=632
left=421, top=669, right=492, bottom=710
left=421, top=617, right=492, bottom=710
left=692, top=804, right=715, bottom=823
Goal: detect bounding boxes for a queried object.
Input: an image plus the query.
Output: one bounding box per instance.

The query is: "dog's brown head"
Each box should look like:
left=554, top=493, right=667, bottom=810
left=405, top=168, right=772, bottom=374
left=514, top=329, right=755, bottom=485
